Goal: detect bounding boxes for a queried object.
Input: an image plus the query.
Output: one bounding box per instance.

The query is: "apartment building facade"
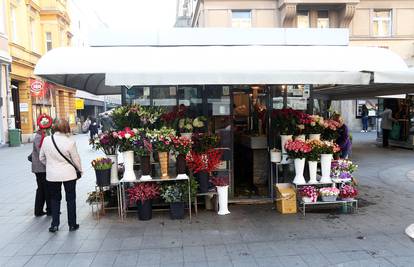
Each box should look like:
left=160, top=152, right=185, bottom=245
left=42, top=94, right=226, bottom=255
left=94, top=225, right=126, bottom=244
left=178, top=0, right=414, bottom=130
left=5, top=0, right=77, bottom=142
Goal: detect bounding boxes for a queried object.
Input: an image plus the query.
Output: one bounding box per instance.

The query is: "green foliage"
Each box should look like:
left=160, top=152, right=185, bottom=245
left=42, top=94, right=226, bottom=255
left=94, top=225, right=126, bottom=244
left=160, top=178, right=198, bottom=203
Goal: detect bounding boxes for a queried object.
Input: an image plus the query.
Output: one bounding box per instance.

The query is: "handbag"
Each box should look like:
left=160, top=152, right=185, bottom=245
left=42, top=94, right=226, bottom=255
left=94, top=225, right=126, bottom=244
left=27, top=153, right=32, bottom=162
left=51, top=134, right=82, bottom=179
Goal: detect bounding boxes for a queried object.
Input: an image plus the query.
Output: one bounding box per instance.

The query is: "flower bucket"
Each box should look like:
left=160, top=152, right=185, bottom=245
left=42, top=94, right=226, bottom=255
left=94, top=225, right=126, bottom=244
left=176, top=154, right=186, bottom=174
left=137, top=200, right=152, bottom=220
left=196, top=171, right=209, bottom=193
left=217, top=185, right=230, bottom=215
left=140, top=155, right=152, bottom=181
left=280, top=135, right=292, bottom=164
left=292, top=158, right=306, bottom=185
left=309, top=134, right=321, bottom=141
left=321, top=195, right=338, bottom=202
left=170, top=202, right=185, bottom=220
left=107, top=154, right=119, bottom=185
left=122, top=151, right=136, bottom=182
left=320, top=154, right=333, bottom=183
left=158, top=152, right=169, bottom=178
left=308, top=161, right=318, bottom=184
left=270, top=149, right=281, bottom=163
left=95, top=169, right=111, bottom=187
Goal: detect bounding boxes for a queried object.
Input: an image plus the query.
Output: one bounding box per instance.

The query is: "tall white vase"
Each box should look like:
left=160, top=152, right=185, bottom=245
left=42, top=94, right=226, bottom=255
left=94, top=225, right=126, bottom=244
left=309, top=134, right=321, bottom=141
left=217, top=185, right=230, bottom=215
left=320, top=154, right=333, bottom=183
left=293, top=158, right=306, bottom=185
left=122, top=151, right=136, bottom=182
left=107, top=154, right=119, bottom=185
left=280, top=135, right=293, bottom=164
left=308, top=161, right=318, bottom=184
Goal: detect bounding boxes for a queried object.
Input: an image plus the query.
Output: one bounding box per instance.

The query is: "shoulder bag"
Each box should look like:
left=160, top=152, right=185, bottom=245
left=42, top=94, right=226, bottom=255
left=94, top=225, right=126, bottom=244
left=51, top=134, right=82, bottom=179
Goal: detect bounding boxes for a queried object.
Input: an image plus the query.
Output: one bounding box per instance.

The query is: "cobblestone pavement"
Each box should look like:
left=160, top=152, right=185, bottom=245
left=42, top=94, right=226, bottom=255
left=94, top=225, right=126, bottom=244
left=0, top=132, right=414, bottom=267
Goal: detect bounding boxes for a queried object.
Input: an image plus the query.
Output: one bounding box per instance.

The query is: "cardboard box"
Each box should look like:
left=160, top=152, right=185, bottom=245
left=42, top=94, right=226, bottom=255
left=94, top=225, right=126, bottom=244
left=275, top=183, right=297, bottom=214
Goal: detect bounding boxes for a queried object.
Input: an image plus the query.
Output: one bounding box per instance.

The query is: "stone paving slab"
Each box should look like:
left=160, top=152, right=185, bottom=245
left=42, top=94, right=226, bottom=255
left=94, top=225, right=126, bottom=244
left=0, top=133, right=413, bottom=266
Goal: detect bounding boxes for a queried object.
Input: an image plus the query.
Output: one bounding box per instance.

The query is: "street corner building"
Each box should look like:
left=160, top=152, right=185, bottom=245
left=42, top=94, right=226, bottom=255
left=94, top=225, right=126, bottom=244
left=4, top=0, right=77, bottom=143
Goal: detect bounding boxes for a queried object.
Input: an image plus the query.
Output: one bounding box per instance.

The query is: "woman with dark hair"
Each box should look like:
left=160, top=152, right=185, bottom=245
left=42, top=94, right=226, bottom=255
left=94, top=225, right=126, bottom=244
left=333, top=114, right=351, bottom=159
left=40, top=119, right=82, bottom=233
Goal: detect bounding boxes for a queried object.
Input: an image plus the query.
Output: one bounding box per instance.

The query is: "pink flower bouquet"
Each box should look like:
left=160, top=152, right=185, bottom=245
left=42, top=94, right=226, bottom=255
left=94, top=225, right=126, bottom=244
left=284, top=139, right=312, bottom=159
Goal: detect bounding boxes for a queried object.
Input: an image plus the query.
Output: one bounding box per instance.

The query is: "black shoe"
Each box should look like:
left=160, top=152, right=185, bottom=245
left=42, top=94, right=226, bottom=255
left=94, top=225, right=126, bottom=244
left=49, top=226, right=59, bottom=233
left=69, top=224, right=79, bottom=232
left=35, top=211, right=47, bottom=217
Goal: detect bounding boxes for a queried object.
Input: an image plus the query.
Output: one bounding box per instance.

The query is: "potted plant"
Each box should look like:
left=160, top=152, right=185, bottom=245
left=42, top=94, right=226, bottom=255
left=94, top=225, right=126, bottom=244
left=298, top=186, right=318, bottom=203
left=154, top=134, right=173, bottom=179
left=319, top=187, right=340, bottom=202
left=191, top=133, right=220, bottom=154
left=178, top=116, right=206, bottom=137
left=284, top=139, right=311, bottom=185
left=160, top=104, right=187, bottom=130
left=305, top=115, right=325, bottom=140
left=126, top=182, right=160, bottom=220
left=91, top=157, right=113, bottom=187
left=117, top=127, right=137, bottom=182
left=138, top=106, right=165, bottom=127
left=306, top=139, right=323, bottom=184
left=186, top=148, right=223, bottom=193
left=294, top=112, right=311, bottom=140
left=316, top=141, right=341, bottom=183
left=111, top=104, right=142, bottom=130
left=171, top=135, right=193, bottom=178
left=210, top=176, right=230, bottom=215
left=340, top=184, right=358, bottom=201
left=133, top=131, right=154, bottom=181
left=91, top=130, right=120, bottom=184
left=160, top=183, right=186, bottom=219
left=331, top=159, right=358, bottom=183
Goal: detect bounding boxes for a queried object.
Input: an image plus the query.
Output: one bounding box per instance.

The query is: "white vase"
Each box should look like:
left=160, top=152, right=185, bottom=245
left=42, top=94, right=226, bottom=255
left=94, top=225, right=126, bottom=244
left=320, top=154, right=333, bottom=183
left=280, top=134, right=293, bottom=164
left=308, top=161, right=318, bottom=184
left=293, top=158, right=306, bottom=185
left=295, top=135, right=306, bottom=141
left=107, top=154, right=119, bottom=185
left=309, top=134, right=321, bottom=141
left=217, top=185, right=230, bottom=215
left=122, top=151, right=136, bottom=182
left=270, top=149, right=281, bottom=163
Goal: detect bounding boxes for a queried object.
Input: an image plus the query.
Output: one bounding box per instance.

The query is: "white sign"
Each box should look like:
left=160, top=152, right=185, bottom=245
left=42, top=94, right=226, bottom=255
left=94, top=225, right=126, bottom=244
left=19, top=103, right=29, bottom=112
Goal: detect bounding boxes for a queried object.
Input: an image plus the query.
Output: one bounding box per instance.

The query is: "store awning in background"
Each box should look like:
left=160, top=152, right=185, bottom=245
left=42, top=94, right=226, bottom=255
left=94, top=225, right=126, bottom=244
left=34, top=45, right=409, bottom=95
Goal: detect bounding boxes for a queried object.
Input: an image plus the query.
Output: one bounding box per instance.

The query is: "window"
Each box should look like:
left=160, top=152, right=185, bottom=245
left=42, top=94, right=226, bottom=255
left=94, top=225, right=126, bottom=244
left=46, top=32, right=52, bottom=51
left=317, top=10, right=329, bottom=28
left=29, top=19, right=36, bottom=51
left=10, top=6, right=18, bottom=42
left=0, top=0, right=5, bottom=34
left=372, top=9, right=392, bottom=37
left=231, top=10, right=251, bottom=28
left=297, top=10, right=309, bottom=28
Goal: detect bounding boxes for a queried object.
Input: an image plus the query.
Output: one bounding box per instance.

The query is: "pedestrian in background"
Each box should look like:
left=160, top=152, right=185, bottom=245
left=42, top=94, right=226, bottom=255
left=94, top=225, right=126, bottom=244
left=40, top=119, right=82, bottom=233
left=100, top=112, right=113, bottom=132
left=381, top=105, right=397, bottom=148
left=31, top=114, right=53, bottom=217
left=88, top=117, right=99, bottom=139
left=333, top=114, right=351, bottom=159
left=361, top=104, right=369, bottom=132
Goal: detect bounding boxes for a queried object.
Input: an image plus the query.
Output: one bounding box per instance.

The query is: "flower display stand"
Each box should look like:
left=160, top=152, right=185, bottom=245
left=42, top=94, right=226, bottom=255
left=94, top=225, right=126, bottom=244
left=294, top=181, right=358, bottom=216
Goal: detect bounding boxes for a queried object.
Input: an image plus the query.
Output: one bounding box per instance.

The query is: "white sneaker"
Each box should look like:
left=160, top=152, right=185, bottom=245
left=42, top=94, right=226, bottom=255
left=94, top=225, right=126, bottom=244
left=361, top=130, right=365, bottom=132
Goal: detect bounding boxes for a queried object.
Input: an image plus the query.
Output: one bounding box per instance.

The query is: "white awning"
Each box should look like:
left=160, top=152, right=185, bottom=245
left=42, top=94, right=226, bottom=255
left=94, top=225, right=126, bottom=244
left=374, top=70, right=414, bottom=84
left=34, top=45, right=409, bottom=95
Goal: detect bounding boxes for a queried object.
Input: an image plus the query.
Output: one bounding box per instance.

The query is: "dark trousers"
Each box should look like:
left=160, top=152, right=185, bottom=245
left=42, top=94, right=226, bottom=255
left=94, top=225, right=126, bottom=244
left=48, top=180, right=77, bottom=227
left=35, top=173, right=51, bottom=216
left=362, top=117, right=368, bottom=131
left=382, top=129, right=390, bottom=147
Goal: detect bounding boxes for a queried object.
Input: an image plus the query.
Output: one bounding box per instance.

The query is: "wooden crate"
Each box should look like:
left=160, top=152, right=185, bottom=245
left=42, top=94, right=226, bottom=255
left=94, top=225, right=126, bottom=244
left=275, top=183, right=297, bottom=214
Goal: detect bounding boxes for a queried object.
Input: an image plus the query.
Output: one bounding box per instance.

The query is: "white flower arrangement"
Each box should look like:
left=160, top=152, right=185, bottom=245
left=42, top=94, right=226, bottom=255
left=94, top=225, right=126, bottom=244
left=319, top=187, right=340, bottom=197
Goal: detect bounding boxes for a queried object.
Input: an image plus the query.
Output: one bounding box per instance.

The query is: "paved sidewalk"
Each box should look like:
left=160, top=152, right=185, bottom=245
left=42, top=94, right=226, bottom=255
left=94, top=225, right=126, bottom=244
left=0, top=132, right=413, bottom=266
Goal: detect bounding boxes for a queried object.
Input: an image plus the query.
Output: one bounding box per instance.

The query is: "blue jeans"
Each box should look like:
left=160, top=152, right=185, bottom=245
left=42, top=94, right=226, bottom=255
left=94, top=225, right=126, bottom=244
left=362, top=116, right=368, bottom=131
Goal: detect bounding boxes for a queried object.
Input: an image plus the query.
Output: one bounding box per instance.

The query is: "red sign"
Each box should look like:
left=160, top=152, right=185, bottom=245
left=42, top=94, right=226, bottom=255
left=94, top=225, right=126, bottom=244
left=30, top=79, right=45, bottom=97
